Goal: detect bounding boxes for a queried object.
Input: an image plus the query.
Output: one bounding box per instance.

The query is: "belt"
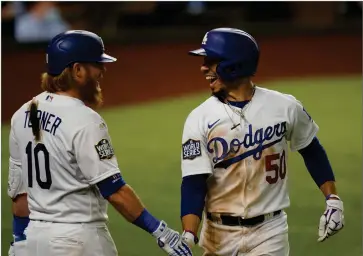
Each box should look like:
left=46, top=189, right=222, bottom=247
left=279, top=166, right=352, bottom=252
left=206, top=210, right=281, bottom=227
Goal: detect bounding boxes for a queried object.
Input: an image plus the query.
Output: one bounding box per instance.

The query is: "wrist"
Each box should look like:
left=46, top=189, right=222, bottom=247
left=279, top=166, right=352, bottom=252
left=13, top=215, right=29, bottom=238
left=132, top=209, right=160, bottom=234
left=325, top=194, right=340, bottom=201
left=152, top=220, right=167, bottom=238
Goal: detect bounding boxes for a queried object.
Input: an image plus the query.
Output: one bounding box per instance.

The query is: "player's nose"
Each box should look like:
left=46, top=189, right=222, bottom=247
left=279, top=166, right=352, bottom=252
left=200, top=65, right=209, bottom=73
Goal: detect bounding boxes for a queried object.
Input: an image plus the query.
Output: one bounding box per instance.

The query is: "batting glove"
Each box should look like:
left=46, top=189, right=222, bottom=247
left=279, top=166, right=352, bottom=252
left=182, top=230, right=199, bottom=248
left=153, top=221, right=193, bottom=256
left=318, top=194, right=345, bottom=242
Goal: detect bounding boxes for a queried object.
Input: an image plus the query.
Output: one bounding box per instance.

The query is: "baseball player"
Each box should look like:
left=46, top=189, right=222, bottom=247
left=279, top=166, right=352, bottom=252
left=7, top=30, right=192, bottom=256
left=179, top=28, right=345, bottom=255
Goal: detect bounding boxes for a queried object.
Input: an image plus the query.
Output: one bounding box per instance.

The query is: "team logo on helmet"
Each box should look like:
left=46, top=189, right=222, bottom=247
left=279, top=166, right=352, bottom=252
left=202, top=32, right=209, bottom=45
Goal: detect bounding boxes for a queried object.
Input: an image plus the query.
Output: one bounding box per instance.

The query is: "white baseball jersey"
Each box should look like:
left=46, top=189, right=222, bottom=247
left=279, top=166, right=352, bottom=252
left=10, top=92, right=121, bottom=223
left=181, top=86, right=319, bottom=218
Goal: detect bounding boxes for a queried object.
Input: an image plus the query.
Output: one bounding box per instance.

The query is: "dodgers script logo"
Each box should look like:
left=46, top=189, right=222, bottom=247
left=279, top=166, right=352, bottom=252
left=207, top=122, right=287, bottom=168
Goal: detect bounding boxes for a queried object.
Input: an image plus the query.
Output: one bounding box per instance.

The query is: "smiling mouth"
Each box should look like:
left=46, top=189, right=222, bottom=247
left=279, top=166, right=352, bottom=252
left=206, top=75, right=218, bottom=85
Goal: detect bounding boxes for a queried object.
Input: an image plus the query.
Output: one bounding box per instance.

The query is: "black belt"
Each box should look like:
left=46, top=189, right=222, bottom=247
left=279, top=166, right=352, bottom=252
left=206, top=210, right=281, bottom=227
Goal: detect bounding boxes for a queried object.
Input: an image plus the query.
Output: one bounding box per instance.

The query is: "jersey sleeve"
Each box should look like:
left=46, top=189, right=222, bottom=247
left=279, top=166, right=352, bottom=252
left=73, top=120, right=121, bottom=185
left=181, top=112, right=213, bottom=177
left=8, top=123, right=27, bottom=199
left=287, top=98, right=319, bottom=151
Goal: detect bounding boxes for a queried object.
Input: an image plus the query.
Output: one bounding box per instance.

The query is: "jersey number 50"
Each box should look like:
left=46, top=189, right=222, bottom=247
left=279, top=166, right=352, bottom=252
left=265, top=150, right=286, bottom=184
left=26, top=142, right=52, bottom=189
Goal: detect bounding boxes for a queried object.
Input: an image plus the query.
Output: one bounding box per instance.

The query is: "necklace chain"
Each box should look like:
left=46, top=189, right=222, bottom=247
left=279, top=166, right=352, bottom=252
left=223, top=85, right=257, bottom=128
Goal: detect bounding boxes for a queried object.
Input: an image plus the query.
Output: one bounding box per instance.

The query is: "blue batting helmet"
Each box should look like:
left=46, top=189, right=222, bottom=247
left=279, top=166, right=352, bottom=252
left=46, top=30, right=117, bottom=75
left=189, top=28, right=259, bottom=81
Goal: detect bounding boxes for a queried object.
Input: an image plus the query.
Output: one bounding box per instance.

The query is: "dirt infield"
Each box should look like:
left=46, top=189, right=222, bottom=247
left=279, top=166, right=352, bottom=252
left=2, top=34, right=361, bottom=122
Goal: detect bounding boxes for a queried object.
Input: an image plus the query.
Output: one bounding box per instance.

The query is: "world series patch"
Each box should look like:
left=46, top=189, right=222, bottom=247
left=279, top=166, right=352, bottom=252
left=182, top=139, right=202, bottom=160
left=95, top=139, right=114, bottom=160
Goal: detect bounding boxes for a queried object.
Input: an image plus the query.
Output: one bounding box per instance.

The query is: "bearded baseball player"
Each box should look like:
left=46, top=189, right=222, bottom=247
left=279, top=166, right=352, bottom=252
left=7, top=30, right=192, bottom=256
left=179, top=28, right=345, bottom=255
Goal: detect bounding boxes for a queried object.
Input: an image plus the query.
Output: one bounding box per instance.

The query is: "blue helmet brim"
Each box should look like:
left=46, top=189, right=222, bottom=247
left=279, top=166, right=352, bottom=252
left=99, top=53, right=117, bottom=62
left=188, top=48, right=206, bottom=56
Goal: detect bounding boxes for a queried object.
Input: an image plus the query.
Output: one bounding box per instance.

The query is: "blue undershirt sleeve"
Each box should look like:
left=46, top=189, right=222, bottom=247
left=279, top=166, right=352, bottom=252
left=298, top=137, right=335, bottom=187
left=181, top=174, right=209, bottom=219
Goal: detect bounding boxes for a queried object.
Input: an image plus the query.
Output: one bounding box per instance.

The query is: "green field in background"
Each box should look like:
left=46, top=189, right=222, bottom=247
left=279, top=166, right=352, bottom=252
left=2, top=76, right=362, bottom=255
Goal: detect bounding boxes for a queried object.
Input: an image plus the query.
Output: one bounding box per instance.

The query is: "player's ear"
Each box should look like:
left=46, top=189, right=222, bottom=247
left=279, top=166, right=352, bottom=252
left=72, top=62, right=84, bottom=80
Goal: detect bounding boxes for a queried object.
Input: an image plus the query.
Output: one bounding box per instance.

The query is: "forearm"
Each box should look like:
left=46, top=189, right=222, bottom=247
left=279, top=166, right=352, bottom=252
left=12, top=194, right=30, bottom=241
left=99, top=175, right=160, bottom=234
left=320, top=181, right=338, bottom=199
left=12, top=194, right=30, bottom=217
left=298, top=137, right=336, bottom=198
left=108, top=184, right=145, bottom=222
left=182, top=214, right=201, bottom=234
left=180, top=174, right=208, bottom=238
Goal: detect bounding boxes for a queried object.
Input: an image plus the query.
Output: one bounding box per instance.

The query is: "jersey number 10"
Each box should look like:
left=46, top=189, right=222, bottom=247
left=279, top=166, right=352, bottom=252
left=265, top=150, right=286, bottom=184
left=26, top=142, right=52, bottom=189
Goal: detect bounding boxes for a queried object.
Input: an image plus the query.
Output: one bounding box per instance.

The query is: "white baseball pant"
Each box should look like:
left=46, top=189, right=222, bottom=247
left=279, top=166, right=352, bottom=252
left=25, top=220, right=118, bottom=256
left=199, top=211, right=289, bottom=256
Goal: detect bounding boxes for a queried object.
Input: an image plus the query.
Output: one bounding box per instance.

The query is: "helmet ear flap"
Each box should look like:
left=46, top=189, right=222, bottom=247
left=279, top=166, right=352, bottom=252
left=216, top=60, right=243, bottom=81
left=216, top=59, right=258, bottom=81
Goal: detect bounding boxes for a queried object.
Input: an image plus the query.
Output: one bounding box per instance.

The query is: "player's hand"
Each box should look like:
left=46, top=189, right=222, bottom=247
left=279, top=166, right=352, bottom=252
left=318, top=195, right=344, bottom=242
left=152, top=221, right=193, bottom=256
left=182, top=230, right=199, bottom=248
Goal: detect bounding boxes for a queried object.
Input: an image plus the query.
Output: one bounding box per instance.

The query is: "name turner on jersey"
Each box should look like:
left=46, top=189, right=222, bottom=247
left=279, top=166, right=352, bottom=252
left=24, top=110, right=62, bottom=136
